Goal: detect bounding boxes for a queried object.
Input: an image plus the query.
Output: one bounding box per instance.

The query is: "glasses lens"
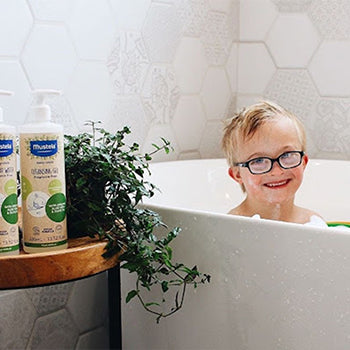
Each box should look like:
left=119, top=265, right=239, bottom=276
left=249, top=158, right=271, bottom=174
left=279, top=152, right=301, bottom=168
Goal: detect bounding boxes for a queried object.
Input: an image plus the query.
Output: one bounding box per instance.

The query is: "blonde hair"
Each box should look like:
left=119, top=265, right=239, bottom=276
left=222, top=100, right=306, bottom=168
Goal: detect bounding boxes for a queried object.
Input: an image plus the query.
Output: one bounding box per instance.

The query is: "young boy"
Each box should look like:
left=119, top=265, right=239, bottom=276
left=222, top=100, right=325, bottom=225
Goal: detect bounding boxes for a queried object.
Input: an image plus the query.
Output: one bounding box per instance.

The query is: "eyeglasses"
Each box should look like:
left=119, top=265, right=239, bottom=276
left=234, top=151, right=305, bottom=175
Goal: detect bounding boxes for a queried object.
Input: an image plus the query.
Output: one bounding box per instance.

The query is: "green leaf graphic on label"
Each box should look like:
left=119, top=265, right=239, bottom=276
left=1, top=193, right=18, bottom=224
left=48, top=179, right=62, bottom=195
left=21, top=176, right=32, bottom=200
left=46, top=193, right=66, bottom=222
left=5, top=179, right=17, bottom=195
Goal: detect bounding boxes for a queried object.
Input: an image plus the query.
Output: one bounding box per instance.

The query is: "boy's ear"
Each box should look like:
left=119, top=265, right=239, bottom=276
left=228, top=167, right=243, bottom=185
left=302, top=153, right=309, bottom=169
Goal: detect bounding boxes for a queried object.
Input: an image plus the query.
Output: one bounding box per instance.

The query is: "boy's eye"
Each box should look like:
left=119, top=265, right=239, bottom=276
left=250, top=157, right=267, bottom=165
left=280, top=152, right=292, bottom=159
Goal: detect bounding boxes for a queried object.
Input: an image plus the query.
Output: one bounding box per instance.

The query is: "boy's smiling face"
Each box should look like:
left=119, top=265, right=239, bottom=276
left=229, top=116, right=308, bottom=206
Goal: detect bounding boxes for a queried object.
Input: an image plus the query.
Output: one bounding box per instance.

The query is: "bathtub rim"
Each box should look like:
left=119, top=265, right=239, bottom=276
left=140, top=202, right=347, bottom=237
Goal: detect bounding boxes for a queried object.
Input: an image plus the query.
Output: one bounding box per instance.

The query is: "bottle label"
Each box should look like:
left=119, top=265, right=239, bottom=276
left=0, top=134, right=19, bottom=253
left=20, top=133, right=67, bottom=248
left=30, top=140, right=58, bottom=157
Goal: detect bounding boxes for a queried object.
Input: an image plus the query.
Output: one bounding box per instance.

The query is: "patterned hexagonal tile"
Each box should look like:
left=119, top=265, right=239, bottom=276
left=200, top=8, right=235, bottom=65
left=175, top=0, right=210, bottom=37
left=309, top=41, right=350, bottom=96
left=173, top=37, right=208, bottom=94
left=107, top=95, right=149, bottom=146
left=200, top=67, right=231, bottom=120
left=266, top=14, right=320, bottom=68
left=142, top=64, right=180, bottom=125
left=310, top=98, right=350, bottom=156
left=27, top=0, right=73, bottom=21
left=68, top=0, right=117, bottom=60
left=240, top=0, right=277, bottom=41
left=171, top=95, right=206, bottom=151
left=21, top=24, right=78, bottom=89
left=0, top=291, right=37, bottom=349
left=107, top=31, right=149, bottom=94
left=0, top=61, right=31, bottom=125
left=264, top=69, right=319, bottom=155
left=76, top=326, right=109, bottom=350
left=25, top=282, right=73, bottom=316
left=264, top=69, right=319, bottom=124
left=66, top=273, right=108, bottom=333
left=0, top=1, right=32, bottom=55
left=142, top=123, right=179, bottom=162
left=272, top=0, right=313, bottom=12
left=142, top=2, right=183, bottom=63
left=66, top=61, right=113, bottom=127
left=238, top=43, right=276, bottom=94
left=28, top=309, right=79, bottom=349
left=308, top=0, right=350, bottom=40
left=110, top=0, right=151, bottom=31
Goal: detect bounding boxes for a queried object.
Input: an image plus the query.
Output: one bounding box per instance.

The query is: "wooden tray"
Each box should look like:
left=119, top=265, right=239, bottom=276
left=0, top=237, right=120, bottom=289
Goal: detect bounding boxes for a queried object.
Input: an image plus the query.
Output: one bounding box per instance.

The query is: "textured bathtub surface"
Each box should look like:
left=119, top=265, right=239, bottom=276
left=123, top=207, right=350, bottom=350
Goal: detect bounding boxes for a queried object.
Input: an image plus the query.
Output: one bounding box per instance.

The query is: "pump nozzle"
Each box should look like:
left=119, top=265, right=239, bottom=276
left=0, top=90, right=14, bottom=122
left=31, top=89, right=61, bottom=122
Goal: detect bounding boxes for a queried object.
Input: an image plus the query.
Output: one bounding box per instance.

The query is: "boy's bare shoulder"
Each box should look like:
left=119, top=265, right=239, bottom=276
left=295, top=206, right=324, bottom=223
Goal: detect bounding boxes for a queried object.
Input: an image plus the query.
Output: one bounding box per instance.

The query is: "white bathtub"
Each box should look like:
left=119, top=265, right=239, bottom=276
left=122, top=158, right=350, bottom=350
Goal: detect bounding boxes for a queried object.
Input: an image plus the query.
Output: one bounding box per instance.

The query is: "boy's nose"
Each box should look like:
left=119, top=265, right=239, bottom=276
left=270, top=160, right=284, bottom=175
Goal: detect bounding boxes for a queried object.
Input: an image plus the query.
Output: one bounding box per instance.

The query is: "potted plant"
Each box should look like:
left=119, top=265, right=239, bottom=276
left=64, top=122, right=210, bottom=322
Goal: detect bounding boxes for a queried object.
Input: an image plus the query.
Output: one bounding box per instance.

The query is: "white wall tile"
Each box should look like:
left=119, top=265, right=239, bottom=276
left=200, top=67, right=231, bottom=120
left=226, top=43, right=238, bottom=93
left=27, top=0, right=73, bottom=22
left=309, top=41, right=350, bottom=96
left=266, top=14, right=320, bottom=68
left=172, top=95, right=206, bottom=151
left=0, top=61, right=31, bottom=125
left=66, top=61, right=113, bottom=127
left=21, top=24, right=78, bottom=89
left=174, top=37, right=208, bottom=94
left=240, top=0, right=277, bottom=41
left=238, top=43, right=276, bottom=94
left=68, top=0, right=117, bottom=61
left=110, top=0, right=151, bottom=31
left=0, top=0, right=32, bottom=56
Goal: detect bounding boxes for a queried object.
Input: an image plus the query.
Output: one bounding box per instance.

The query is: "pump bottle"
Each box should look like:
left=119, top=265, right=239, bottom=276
left=0, top=91, right=19, bottom=255
left=19, top=89, right=67, bottom=253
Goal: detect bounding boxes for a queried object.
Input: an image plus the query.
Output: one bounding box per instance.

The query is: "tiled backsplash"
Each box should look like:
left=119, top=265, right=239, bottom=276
left=0, top=0, right=349, bottom=349
left=239, top=0, right=350, bottom=160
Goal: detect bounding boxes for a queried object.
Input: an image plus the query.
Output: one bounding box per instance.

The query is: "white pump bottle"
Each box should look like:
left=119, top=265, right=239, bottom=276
left=19, top=89, right=67, bottom=253
left=0, top=90, right=19, bottom=255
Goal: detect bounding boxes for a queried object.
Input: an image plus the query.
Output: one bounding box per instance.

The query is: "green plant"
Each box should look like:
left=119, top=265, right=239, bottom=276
left=64, top=122, right=210, bottom=322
